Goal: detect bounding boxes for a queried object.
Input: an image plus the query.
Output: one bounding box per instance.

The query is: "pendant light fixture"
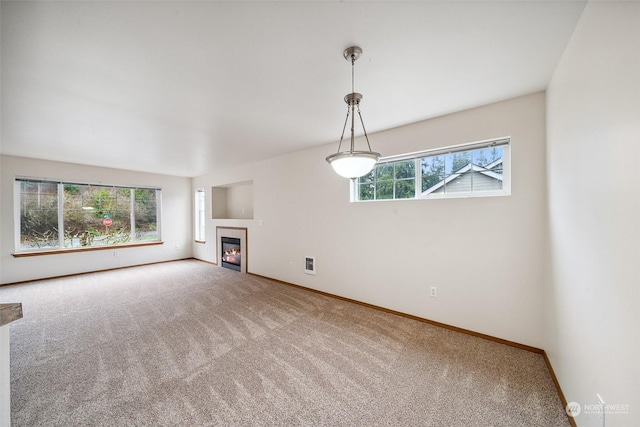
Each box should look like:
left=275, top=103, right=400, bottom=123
left=326, top=46, right=380, bottom=179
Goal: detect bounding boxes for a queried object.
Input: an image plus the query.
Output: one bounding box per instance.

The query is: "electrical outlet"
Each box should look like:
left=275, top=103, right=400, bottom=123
left=430, top=286, right=437, bottom=297
left=289, top=261, right=294, bottom=269
left=113, top=250, right=119, bottom=257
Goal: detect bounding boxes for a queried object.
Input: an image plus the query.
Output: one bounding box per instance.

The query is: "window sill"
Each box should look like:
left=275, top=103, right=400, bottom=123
left=194, top=240, right=206, bottom=244
left=354, top=190, right=510, bottom=203
left=12, top=241, right=164, bottom=258
left=416, top=190, right=510, bottom=200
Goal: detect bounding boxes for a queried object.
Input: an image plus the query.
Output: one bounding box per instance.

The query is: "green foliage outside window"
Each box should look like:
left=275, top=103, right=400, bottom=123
left=134, top=189, right=158, bottom=241
left=356, top=143, right=506, bottom=201
left=18, top=180, right=160, bottom=251
left=19, top=182, right=59, bottom=248
left=358, top=160, right=415, bottom=200
left=421, top=155, right=445, bottom=192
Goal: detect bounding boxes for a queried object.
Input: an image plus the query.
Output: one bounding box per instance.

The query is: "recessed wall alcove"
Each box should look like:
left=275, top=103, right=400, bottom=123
left=216, top=227, right=248, bottom=274
left=212, top=180, right=253, bottom=220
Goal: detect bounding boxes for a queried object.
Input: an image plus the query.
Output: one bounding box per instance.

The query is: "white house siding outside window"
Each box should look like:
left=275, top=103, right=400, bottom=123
left=16, top=178, right=161, bottom=252
left=354, top=137, right=510, bottom=202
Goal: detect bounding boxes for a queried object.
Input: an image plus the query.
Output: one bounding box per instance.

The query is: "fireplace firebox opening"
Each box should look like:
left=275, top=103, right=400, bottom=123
left=221, top=237, right=241, bottom=271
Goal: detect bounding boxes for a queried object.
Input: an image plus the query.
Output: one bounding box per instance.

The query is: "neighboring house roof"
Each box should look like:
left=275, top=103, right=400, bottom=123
left=422, top=159, right=503, bottom=195
left=485, top=158, right=503, bottom=170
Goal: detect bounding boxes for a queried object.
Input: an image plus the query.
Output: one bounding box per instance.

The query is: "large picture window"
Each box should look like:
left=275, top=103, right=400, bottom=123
left=354, top=137, right=510, bottom=202
left=16, top=178, right=161, bottom=252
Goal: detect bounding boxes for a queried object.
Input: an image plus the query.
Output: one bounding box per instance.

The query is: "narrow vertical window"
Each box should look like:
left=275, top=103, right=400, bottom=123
left=194, top=189, right=205, bottom=242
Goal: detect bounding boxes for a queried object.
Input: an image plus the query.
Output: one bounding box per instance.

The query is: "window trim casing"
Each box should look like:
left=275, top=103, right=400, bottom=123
left=194, top=188, right=206, bottom=243
left=351, top=137, right=511, bottom=202
left=14, top=177, right=163, bottom=255
left=12, top=241, right=164, bottom=258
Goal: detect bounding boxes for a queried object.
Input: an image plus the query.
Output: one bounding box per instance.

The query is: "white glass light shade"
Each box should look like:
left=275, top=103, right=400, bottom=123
left=326, top=151, right=380, bottom=179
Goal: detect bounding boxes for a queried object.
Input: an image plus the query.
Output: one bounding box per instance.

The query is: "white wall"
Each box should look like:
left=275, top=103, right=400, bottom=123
left=546, top=2, right=640, bottom=426
left=193, top=92, right=548, bottom=348
left=0, top=155, right=193, bottom=284
left=225, top=181, right=254, bottom=220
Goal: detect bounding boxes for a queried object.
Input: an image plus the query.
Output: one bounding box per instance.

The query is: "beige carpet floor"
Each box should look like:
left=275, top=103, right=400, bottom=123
left=1, top=260, right=570, bottom=426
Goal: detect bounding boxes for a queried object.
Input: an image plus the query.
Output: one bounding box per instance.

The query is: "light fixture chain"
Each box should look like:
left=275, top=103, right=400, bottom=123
left=356, top=105, right=373, bottom=152
left=337, top=105, right=351, bottom=154
left=350, top=103, right=356, bottom=152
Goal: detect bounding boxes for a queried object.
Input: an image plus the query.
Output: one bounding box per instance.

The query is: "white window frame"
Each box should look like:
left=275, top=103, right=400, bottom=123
left=194, top=188, right=206, bottom=242
left=14, top=177, right=162, bottom=253
left=351, top=137, right=511, bottom=202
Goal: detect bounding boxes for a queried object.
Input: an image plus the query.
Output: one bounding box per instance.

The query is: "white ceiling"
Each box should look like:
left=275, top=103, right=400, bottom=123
left=1, top=1, right=586, bottom=177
